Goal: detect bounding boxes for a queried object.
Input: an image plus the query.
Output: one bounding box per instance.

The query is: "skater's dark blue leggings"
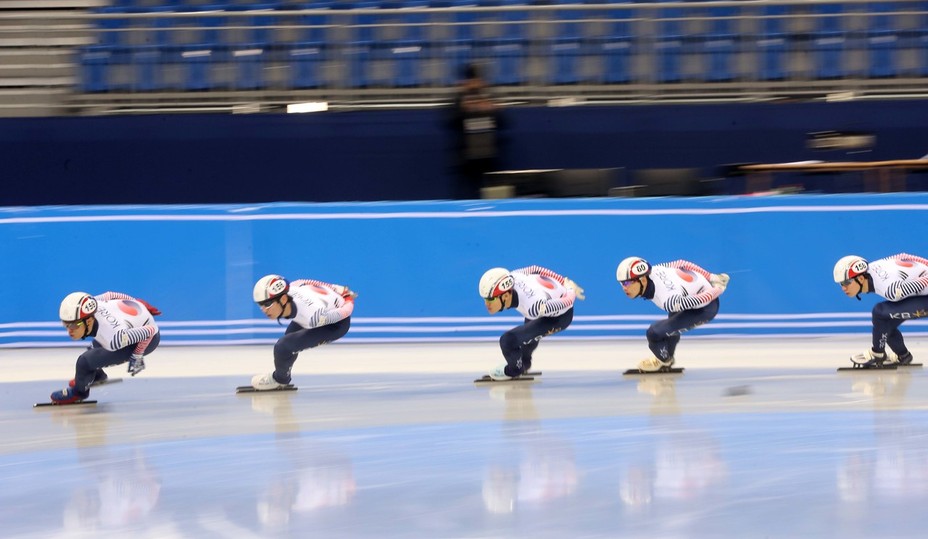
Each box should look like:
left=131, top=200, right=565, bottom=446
left=871, top=296, right=928, bottom=356
left=273, top=317, right=351, bottom=384
left=647, top=299, right=719, bottom=360
left=74, top=332, right=161, bottom=396
left=500, top=309, right=573, bottom=377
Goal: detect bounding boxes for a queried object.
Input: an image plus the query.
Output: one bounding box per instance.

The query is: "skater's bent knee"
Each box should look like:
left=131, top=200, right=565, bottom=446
left=499, top=331, right=520, bottom=350
left=75, top=355, right=91, bottom=371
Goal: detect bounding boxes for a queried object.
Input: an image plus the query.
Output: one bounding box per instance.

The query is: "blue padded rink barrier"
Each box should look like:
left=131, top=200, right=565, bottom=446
left=4, top=339, right=928, bottom=538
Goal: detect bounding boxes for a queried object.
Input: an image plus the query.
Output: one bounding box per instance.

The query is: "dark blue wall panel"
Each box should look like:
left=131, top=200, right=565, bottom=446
left=3, top=100, right=928, bottom=205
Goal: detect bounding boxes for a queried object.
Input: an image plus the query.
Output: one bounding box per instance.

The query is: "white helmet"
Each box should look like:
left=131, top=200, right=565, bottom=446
left=59, top=292, right=97, bottom=322
left=616, top=257, right=651, bottom=282
left=253, top=274, right=289, bottom=303
left=833, top=255, right=869, bottom=283
left=479, top=267, right=514, bottom=299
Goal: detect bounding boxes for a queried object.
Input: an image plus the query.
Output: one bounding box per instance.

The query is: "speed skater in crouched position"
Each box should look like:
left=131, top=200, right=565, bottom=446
left=479, top=265, right=585, bottom=380
left=833, top=253, right=928, bottom=368
left=616, top=257, right=729, bottom=372
left=251, top=274, right=356, bottom=390
left=51, top=291, right=161, bottom=404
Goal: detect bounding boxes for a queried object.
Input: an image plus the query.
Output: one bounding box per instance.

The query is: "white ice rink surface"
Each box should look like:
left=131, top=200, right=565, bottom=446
left=3, top=337, right=928, bottom=538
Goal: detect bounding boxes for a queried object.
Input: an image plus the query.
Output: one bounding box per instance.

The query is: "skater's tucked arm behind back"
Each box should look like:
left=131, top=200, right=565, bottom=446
left=96, top=291, right=135, bottom=302
left=513, top=265, right=566, bottom=284
left=526, top=292, right=575, bottom=319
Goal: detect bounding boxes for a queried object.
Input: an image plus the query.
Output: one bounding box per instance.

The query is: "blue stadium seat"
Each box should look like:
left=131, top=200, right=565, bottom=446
left=290, top=42, right=325, bottom=88
left=550, top=0, right=585, bottom=84
left=288, top=2, right=332, bottom=89
left=654, top=0, right=683, bottom=82
left=434, top=0, right=478, bottom=85
left=918, top=1, right=928, bottom=76
left=865, top=2, right=900, bottom=77
left=224, top=4, right=277, bottom=89
left=298, top=0, right=332, bottom=43
left=231, top=46, right=266, bottom=89
left=143, top=6, right=176, bottom=49
left=335, top=1, right=379, bottom=88
left=226, top=3, right=278, bottom=46
left=592, top=0, right=633, bottom=84
left=700, top=5, right=738, bottom=82
left=379, top=0, right=429, bottom=87
left=80, top=45, right=117, bottom=92
left=757, top=3, right=787, bottom=81
left=484, top=0, right=528, bottom=86
left=132, top=45, right=165, bottom=91
left=179, top=47, right=218, bottom=90
left=810, top=2, right=847, bottom=79
left=176, top=6, right=226, bottom=90
left=96, top=6, right=131, bottom=48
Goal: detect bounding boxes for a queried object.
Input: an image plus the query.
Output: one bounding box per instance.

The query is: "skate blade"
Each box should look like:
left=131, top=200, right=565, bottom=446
left=91, top=378, right=122, bottom=387
left=474, top=375, right=535, bottom=383
left=837, top=364, right=898, bottom=372
left=34, top=400, right=97, bottom=408
left=895, top=363, right=923, bottom=368
left=235, top=385, right=297, bottom=394
left=524, top=371, right=542, bottom=376
left=623, top=367, right=685, bottom=376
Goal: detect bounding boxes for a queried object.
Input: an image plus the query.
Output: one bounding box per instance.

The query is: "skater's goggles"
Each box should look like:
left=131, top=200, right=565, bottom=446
left=838, top=278, right=854, bottom=287
left=62, top=319, right=86, bottom=329
left=619, top=279, right=638, bottom=288
left=257, top=297, right=277, bottom=308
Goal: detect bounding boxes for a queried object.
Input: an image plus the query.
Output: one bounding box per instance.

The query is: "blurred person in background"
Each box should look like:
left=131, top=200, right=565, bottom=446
left=450, top=63, right=504, bottom=199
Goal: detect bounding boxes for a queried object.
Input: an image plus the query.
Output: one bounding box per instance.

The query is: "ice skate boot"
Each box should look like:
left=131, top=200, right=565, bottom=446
left=69, top=369, right=111, bottom=390
left=850, top=349, right=888, bottom=369
left=636, top=356, right=675, bottom=373
left=50, top=387, right=90, bottom=405
left=251, top=372, right=284, bottom=391
left=92, top=369, right=108, bottom=385
left=894, top=352, right=914, bottom=366
left=488, top=364, right=514, bottom=381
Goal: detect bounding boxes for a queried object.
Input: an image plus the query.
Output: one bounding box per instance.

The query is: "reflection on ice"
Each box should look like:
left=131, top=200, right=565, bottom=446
left=838, top=370, right=928, bottom=511
left=620, top=375, right=727, bottom=517
left=481, top=385, right=578, bottom=515
left=251, top=392, right=357, bottom=530
left=42, top=408, right=168, bottom=537
left=4, top=354, right=928, bottom=538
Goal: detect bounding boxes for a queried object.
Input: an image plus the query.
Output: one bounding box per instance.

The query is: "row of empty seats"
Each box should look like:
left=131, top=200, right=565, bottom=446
left=79, top=2, right=928, bottom=91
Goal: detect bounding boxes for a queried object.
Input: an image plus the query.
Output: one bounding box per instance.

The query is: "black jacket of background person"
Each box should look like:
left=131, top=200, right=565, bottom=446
left=450, top=83, right=505, bottom=198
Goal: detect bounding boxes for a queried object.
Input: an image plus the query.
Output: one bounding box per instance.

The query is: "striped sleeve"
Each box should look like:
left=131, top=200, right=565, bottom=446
left=513, top=265, right=566, bottom=284
left=97, top=291, right=135, bottom=302
left=663, top=288, right=721, bottom=313
left=309, top=300, right=355, bottom=327
left=109, top=325, right=158, bottom=356
left=292, top=279, right=333, bottom=289
left=292, top=279, right=349, bottom=296
left=885, top=278, right=928, bottom=301
left=528, top=296, right=576, bottom=318
left=660, top=260, right=713, bottom=280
